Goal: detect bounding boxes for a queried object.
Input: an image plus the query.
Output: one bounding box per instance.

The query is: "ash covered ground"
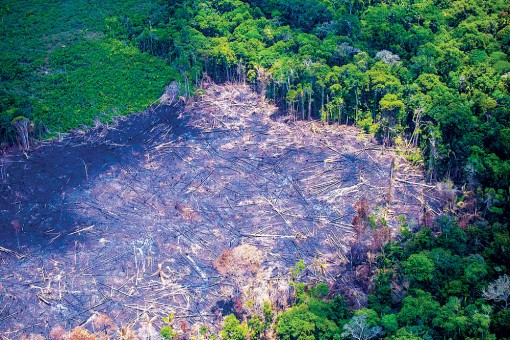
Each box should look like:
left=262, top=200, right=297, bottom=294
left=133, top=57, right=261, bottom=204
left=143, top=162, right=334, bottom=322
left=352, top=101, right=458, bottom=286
left=0, top=84, right=444, bottom=337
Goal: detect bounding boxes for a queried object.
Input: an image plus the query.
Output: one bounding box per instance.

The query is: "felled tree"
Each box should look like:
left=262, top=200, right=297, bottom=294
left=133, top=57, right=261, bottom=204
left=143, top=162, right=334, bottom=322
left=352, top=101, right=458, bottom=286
left=11, top=116, right=31, bottom=151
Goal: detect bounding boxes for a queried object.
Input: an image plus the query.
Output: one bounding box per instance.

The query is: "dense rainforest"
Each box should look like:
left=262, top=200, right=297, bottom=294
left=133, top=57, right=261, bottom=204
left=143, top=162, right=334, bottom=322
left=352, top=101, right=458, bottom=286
left=1, top=0, right=510, bottom=339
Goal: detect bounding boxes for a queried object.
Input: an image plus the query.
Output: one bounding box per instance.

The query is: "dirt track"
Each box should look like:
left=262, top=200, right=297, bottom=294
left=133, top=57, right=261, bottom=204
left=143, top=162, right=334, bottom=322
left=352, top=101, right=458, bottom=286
left=0, top=84, right=443, bottom=337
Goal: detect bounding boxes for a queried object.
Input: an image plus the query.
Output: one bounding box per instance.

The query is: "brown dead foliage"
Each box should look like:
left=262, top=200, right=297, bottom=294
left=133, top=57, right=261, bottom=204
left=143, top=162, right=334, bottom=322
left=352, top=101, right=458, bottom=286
left=370, top=226, right=391, bottom=252
left=92, top=312, right=117, bottom=335
left=391, top=271, right=409, bottom=304
left=118, top=327, right=140, bottom=340
left=352, top=200, right=370, bottom=241
left=179, top=319, right=191, bottom=335
left=49, top=326, right=66, bottom=340
left=421, top=208, right=434, bottom=228
left=19, top=335, right=45, bottom=340
left=213, top=249, right=235, bottom=276
left=456, top=191, right=480, bottom=229
left=214, top=244, right=263, bottom=276
left=69, top=327, right=95, bottom=340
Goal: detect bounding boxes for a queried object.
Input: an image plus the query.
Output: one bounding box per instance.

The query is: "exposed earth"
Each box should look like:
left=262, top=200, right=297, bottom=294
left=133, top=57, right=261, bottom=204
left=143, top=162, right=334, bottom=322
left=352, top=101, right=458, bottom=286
left=0, top=84, right=445, bottom=337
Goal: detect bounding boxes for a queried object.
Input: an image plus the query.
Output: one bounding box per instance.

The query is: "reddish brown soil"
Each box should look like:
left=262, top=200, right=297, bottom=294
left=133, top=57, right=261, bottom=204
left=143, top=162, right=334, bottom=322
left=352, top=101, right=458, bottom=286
left=0, top=84, right=444, bottom=337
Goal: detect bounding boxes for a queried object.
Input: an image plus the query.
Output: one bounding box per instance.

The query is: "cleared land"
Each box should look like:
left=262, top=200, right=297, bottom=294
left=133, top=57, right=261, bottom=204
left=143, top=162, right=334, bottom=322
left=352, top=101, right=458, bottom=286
left=0, top=84, right=444, bottom=336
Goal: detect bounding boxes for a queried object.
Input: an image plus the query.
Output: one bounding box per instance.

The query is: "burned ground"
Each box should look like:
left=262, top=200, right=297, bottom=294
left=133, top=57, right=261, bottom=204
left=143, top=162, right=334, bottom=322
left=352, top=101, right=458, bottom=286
left=0, top=84, right=444, bottom=337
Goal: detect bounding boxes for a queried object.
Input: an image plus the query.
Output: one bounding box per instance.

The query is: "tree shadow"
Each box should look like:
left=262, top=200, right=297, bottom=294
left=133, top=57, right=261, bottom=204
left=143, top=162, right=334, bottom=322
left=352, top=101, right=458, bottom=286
left=0, top=104, right=196, bottom=251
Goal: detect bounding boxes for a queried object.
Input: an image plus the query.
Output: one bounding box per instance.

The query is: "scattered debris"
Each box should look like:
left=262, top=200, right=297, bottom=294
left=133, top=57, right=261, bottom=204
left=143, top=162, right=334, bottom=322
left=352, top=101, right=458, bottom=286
left=0, top=83, right=445, bottom=337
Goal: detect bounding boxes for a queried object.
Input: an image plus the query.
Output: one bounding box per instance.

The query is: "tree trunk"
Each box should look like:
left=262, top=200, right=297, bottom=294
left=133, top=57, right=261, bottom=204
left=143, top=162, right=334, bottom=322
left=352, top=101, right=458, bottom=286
left=301, top=94, right=305, bottom=121
left=12, top=118, right=31, bottom=151
left=321, top=86, right=324, bottom=118
left=355, top=88, right=359, bottom=122
left=308, top=91, right=312, bottom=120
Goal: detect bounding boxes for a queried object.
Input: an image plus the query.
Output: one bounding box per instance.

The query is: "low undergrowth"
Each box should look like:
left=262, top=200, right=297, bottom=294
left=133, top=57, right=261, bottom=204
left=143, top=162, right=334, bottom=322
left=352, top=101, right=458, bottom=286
left=0, top=0, right=180, bottom=144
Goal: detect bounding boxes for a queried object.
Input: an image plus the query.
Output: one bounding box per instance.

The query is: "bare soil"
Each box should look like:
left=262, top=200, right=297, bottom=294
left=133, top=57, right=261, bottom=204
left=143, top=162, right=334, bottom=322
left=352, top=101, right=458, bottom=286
left=0, top=83, right=444, bottom=337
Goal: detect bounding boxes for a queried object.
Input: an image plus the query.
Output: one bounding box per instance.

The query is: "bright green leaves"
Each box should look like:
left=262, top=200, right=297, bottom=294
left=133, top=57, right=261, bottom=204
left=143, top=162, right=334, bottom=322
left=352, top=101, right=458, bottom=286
left=276, top=304, right=318, bottom=340
left=0, top=0, right=180, bottom=140
left=276, top=303, right=343, bottom=340
left=366, top=62, right=402, bottom=96
left=379, top=94, right=405, bottom=118
left=248, top=315, right=263, bottom=340
left=220, top=314, right=248, bottom=340
left=378, top=93, right=405, bottom=145
left=160, top=312, right=177, bottom=339
left=33, top=40, right=179, bottom=132
left=275, top=283, right=349, bottom=340
left=381, top=314, right=399, bottom=334
left=398, top=290, right=440, bottom=327
left=210, top=37, right=238, bottom=66
left=432, top=297, right=468, bottom=338
left=403, top=253, right=435, bottom=282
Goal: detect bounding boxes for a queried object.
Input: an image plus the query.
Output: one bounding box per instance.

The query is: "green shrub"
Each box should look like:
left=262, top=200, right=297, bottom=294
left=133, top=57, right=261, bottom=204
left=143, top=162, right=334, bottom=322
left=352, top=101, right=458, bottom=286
left=160, top=325, right=177, bottom=339
left=220, top=314, right=247, bottom=340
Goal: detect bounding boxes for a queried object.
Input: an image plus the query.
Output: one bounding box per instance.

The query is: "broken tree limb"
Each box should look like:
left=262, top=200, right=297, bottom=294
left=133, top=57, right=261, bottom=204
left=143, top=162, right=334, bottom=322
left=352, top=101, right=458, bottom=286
left=394, top=177, right=436, bottom=188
